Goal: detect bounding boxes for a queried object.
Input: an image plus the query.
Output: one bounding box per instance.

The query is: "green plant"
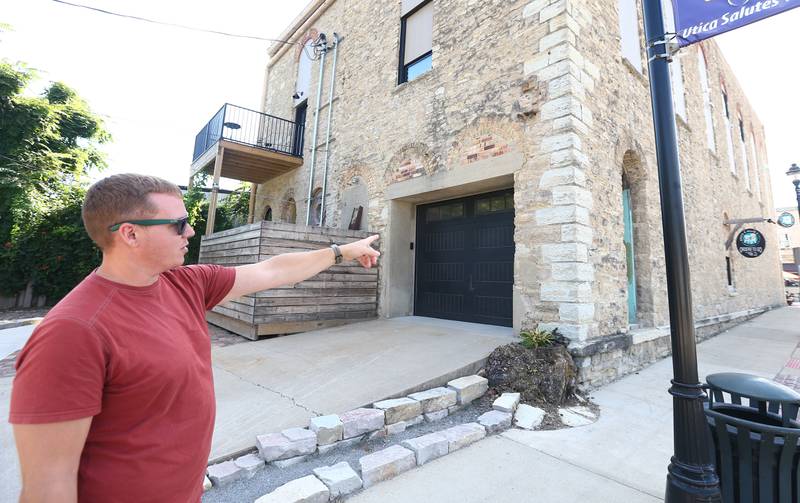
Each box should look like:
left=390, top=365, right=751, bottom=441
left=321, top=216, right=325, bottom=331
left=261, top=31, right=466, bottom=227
left=519, top=327, right=557, bottom=349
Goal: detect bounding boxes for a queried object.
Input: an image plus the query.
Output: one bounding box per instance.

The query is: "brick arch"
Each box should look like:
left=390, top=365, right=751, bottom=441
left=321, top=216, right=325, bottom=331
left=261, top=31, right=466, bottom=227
left=385, top=143, right=437, bottom=185
left=337, top=164, right=378, bottom=195
left=280, top=188, right=297, bottom=224
left=295, top=29, right=320, bottom=61
left=447, top=119, right=525, bottom=169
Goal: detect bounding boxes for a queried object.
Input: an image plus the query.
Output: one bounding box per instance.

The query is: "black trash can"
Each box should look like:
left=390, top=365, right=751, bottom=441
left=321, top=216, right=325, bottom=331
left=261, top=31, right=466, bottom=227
left=704, top=372, right=800, bottom=503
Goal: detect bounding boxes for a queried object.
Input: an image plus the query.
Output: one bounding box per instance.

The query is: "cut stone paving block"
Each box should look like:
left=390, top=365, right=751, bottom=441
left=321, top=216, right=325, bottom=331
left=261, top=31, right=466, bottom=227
left=478, top=410, right=513, bottom=434
left=310, top=414, right=344, bottom=446
left=340, top=408, right=385, bottom=439
left=313, top=462, right=363, bottom=499
left=206, top=460, right=244, bottom=486
left=407, top=387, right=457, bottom=413
left=272, top=455, right=309, bottom=469
left=424, top=409, right=448, bottom=422
left=203, top=476, right=212, bottom=491
left=440, top=423, right=486, bottom=452
left=559, top=405, right=597, bottom=427
left=385, top=421, right=406, bottom=435
left=256, top=428, right=316, bottom=462
left=234, top=453, right=265, bottom=478
left=317, top=435, right=364, bottom=455
left=514, top=404, right=546, bottom=430
left=406, top=415, right=424, bottom=428
left=359, top=445, right=416, bottom=488
left=373, top=397, right=423, bottom=424
left=493, top=392, right=521, bottom=413
left=402, top=432, right=449, bottom=466
left=447, top=375, right=489, bottom=405
left=448, top=404, right=466, bottom=414
left=254, top=475, right=330, bottom=503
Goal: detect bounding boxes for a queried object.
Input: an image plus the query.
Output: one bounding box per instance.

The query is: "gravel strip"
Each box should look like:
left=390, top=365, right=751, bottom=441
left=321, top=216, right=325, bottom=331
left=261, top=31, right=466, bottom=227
left=202, top=395, right=497, bottom=503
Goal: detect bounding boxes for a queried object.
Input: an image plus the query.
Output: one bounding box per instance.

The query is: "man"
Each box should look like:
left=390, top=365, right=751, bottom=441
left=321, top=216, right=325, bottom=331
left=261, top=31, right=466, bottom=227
left=9, top=173, right=380, bottom=502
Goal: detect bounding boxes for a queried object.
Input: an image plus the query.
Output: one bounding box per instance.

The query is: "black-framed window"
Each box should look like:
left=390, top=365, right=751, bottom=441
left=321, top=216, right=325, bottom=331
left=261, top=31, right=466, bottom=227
left=722, top=91, right=730, bottom=119
left=398, top=0, right=433, bottom=84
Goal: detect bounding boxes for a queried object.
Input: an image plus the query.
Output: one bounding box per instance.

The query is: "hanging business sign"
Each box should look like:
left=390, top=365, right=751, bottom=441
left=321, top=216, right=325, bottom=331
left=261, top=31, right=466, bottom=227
left=670, top=0, right=800, bottom=47
left=736, top=228, right=766, bottom=258
left=777, top=212, right=796, bottom=228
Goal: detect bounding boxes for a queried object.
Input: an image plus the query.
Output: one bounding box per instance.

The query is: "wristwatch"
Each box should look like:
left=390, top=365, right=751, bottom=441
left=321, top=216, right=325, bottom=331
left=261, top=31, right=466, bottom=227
left=330, top=243, right=343, bottom=264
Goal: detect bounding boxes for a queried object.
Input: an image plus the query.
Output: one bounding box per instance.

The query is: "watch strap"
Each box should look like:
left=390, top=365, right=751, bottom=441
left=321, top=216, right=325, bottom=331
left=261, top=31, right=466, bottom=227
left=330, top=243, right=343, bottom=264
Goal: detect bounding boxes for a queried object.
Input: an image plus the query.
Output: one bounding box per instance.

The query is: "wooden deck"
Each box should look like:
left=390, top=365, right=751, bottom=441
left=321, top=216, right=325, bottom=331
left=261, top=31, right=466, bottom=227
left=200, top=221, right=380, bottom=339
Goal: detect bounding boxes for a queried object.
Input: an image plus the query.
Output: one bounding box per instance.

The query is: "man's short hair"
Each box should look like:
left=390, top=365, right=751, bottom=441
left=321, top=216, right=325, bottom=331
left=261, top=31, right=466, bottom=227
left=82, top=173, right=183, bottom=250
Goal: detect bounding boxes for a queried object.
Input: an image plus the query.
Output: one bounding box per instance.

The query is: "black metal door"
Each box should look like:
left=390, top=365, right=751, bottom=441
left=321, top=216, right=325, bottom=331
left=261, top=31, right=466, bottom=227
left=292, top=102, right=307, bottom=156
left=414, top=189, right=515, bottom=327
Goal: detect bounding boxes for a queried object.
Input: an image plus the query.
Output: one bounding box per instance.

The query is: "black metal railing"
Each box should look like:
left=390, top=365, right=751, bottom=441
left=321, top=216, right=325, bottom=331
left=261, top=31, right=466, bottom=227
left=192, top=104, right=305, bottom=162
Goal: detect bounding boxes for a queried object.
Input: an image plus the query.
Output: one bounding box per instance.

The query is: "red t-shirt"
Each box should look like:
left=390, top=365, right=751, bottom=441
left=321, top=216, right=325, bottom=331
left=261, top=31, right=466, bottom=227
left=9, top=265, right=236, bottom=503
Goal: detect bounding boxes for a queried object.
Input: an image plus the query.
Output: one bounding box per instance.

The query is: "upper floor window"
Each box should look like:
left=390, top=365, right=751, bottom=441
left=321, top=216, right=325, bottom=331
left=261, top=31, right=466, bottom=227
left=618, top=0, right=642, bottom=73
left=295, top=39, right=315, bottom=105
left=738, top=117, right=750, bottom=189
left=697, top=49, right=716, bottom=152
left=750, top=133, right=761, bottom=201
left=399, top=0, right=433, bottom=84
left=721, top=87, right=736, bottom=174
left=661, top=0, right=686, bottom=120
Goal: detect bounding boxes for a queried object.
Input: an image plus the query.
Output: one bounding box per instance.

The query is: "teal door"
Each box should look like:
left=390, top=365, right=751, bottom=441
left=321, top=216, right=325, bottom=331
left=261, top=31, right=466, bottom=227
left=622, top=189, right=637, bottom=324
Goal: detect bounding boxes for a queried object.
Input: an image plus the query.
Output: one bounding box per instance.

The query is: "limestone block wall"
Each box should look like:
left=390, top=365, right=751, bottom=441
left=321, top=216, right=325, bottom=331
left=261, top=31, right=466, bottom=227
left=250, top=0, right=784, bottom=387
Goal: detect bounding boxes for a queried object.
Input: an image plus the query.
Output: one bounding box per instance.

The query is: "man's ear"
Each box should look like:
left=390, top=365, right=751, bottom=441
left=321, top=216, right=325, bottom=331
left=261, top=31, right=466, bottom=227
left=116, top=223, right=140, bottom=248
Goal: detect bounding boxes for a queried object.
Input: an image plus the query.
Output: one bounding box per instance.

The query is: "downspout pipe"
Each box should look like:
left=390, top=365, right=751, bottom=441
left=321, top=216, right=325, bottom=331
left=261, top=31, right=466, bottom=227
left=319, top=33, right=340, bottom=227
left=306, top=33, right=327, bottom=225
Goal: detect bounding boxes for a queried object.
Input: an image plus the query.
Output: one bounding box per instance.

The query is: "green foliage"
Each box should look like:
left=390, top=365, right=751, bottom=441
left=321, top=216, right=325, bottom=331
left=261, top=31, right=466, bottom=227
left=183, top=176, right=252, bottom=265
left=0, top=59, right=108, bottom=301
left=1, top=185, right=101, bottom=300
left=519, top=327, right=557, bottom=349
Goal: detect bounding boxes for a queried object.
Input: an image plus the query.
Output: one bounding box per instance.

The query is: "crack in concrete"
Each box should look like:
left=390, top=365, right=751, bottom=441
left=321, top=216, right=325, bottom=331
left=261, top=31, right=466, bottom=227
left=213, top=364, right=323, bottom=416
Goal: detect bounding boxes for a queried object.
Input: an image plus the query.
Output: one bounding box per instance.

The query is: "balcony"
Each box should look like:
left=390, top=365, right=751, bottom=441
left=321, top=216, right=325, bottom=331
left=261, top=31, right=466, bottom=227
left=190, top=104, right=304, bottom=183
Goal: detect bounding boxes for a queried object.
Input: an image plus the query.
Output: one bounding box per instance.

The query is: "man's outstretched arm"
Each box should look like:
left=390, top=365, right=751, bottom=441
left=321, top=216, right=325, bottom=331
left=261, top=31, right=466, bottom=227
left=14, top=417, right=92, bottom=503
left=220, top=235, right=380, bottom=304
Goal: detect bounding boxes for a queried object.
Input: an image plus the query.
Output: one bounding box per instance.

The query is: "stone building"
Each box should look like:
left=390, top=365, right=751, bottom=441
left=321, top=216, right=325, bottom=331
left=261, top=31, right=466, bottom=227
left=193, top=0, right=785, bottom=386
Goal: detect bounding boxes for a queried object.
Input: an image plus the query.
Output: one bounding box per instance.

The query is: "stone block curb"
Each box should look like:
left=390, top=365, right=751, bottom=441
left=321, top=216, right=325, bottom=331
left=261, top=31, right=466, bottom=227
left=206, top=460, right=244, bottom=486
left=493, top=392, right=521, bottom=413
left=359, top=445, right=416, bottom=488
left=401, top=432, right=449, bottom=466
left=254, top=475, right=329, bottom=503
left=514, top=404, right=546, bottom=430
left=309, top=414, right=344, bottom=446
left=477, top=410, right=513, bottom=434
left=313, top=462, right=363, bottom=499
left=407, top=387, right=457, bottom=413
left=447, top=375, right=489, bottom=405
left=373, top=397, right=423, bottom=424
left=440, top=422, right=486, bottom=452
left=340, top=408, right=385, bottom=439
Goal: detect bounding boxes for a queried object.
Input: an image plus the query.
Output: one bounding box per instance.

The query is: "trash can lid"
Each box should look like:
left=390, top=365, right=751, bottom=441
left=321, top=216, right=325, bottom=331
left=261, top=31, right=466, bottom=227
left=707, top=373, right=800, bottom=403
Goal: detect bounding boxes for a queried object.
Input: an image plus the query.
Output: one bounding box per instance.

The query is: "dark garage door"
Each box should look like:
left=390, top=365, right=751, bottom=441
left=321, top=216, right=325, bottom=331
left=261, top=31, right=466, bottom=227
left=414, top=189, right=515, bottom=327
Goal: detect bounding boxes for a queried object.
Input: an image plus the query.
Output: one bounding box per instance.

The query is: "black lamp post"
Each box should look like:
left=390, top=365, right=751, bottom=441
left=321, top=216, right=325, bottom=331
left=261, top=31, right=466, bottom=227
left=787, top=163, right=800, bottom=216
left=639, top=1, right=722, bottom=502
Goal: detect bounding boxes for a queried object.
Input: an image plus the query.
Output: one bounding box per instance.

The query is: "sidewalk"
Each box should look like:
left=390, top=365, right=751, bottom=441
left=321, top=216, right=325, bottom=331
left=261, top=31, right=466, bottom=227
left=346, top=306, right=800, bottom=503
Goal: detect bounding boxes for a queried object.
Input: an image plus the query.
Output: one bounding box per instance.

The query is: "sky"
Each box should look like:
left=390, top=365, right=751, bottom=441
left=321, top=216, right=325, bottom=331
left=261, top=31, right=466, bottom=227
left=1, top=0, right=798, bottom=208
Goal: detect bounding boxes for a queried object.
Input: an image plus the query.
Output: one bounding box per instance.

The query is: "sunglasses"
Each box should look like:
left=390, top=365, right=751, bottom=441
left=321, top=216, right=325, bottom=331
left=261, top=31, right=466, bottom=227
left=108, top=217, right=189, bottom=235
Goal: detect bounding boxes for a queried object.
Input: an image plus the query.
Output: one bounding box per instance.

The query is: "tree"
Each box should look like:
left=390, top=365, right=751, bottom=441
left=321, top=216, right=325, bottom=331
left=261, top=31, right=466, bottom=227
left=0, top=59, right=109, bottom=299
left=183, top=176, right=251, bottom=264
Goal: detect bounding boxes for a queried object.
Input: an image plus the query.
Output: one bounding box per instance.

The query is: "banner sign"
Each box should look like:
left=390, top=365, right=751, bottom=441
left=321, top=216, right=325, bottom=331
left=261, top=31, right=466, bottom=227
left=736, top=228, right=766, bottom=258
left=670, top=0, right=800, bottom=47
